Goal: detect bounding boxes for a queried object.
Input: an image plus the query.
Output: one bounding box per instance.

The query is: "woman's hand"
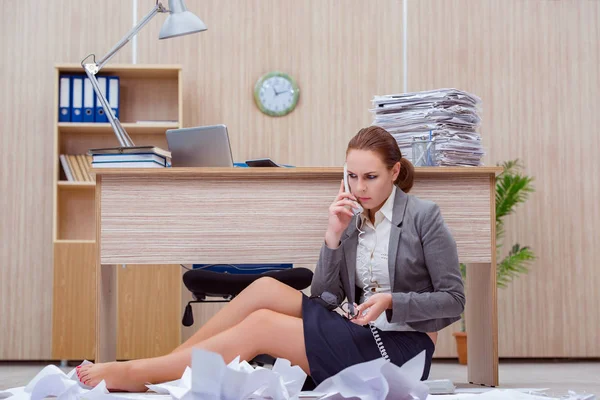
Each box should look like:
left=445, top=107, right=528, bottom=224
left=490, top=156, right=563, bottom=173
left=350, top=293, right=393, bottom=326
left=324, top=181, right=360, bottom=248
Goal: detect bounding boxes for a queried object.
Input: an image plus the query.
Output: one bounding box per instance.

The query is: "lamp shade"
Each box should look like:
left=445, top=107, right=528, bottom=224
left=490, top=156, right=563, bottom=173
left=159, top=0, right=207, bottom=39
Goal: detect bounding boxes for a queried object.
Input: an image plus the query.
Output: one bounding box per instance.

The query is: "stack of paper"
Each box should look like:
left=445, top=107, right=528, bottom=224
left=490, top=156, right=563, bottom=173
left=89, top=146, right=172, bottom=168
left=370, top=88, right=485, bottom=166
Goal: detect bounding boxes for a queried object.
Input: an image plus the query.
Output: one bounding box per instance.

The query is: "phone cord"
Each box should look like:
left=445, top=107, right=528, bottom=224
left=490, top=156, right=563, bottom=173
left=357, top=216, right=390, bottom=362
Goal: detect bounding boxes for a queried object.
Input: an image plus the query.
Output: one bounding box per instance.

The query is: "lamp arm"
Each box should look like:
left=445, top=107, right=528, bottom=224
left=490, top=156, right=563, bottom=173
left=97, top=2, right=167, bottom=71
left=80, top=1, right=168, bottom=148
left=83, top=69, right=134, bottom=147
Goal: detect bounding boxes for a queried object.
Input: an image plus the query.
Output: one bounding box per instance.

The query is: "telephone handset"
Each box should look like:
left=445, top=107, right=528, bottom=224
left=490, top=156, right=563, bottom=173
left=343, top=164, right=364, bottom=216
left=318, top=289, right=391, bottom=362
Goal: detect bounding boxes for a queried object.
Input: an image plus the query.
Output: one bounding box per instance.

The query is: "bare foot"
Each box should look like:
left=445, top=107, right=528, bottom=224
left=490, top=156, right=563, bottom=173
left=77, top=361, right=148, bottom=392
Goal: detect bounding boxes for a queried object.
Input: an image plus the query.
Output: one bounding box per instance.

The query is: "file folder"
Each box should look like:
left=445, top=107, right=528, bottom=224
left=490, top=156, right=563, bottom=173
left=58, top=76, right=70, bottom=122
left=108, top=76, right=120, bottom=119
left=70, top=76, right=84, bottom=123
left=95, top=76, right=109, bottom=123
left=83, top=77, right=95, bottom=123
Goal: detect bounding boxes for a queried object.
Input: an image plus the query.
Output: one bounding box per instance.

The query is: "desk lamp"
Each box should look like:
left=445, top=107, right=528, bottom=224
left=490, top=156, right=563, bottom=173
left=81, top=0, right=207, bottom=148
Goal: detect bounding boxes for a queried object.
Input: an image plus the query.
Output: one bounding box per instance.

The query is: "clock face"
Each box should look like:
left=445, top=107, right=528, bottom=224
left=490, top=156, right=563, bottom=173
left=254, top=72, right=299, bottom=117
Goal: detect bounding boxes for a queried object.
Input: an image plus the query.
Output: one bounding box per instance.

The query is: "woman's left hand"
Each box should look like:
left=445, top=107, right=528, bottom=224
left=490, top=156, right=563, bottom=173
left=350, top=293, right=393, bottom=326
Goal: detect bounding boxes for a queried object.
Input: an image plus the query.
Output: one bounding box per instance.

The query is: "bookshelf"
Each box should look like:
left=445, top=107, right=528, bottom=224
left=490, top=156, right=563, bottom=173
left=52, top=64, right=183, bottom=360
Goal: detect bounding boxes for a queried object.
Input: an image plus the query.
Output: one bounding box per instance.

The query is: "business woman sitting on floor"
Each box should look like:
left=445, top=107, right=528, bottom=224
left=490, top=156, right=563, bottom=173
left=77, top=126, right=465, bottom=391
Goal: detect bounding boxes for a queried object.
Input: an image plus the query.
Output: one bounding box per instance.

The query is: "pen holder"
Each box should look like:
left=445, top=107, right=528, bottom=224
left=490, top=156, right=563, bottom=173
left=412, top=139, right=437, bottom=167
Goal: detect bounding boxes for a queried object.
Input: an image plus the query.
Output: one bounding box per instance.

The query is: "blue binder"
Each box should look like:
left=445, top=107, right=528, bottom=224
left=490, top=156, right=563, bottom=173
left=108, top=76, right=120, bottom=119
left=83, top=77, right=95, bottom=122
left=70, top=76, right=84, bottom=123
left=95, top=76, right=109, bottom=123
left=58, top=75, right=71, bottom=122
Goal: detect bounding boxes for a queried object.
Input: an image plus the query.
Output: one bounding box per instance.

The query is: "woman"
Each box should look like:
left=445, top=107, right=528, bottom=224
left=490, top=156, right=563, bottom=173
left=77, top=126, right=465, bottom=391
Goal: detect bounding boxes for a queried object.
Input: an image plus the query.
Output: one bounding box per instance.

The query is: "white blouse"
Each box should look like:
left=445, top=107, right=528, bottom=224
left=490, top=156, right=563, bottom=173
left=355, top=186, right=415, bottom=332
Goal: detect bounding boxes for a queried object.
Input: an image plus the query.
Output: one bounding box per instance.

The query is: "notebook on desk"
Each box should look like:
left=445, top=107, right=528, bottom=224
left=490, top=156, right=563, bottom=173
left=166, top=124, right=234, bottom=167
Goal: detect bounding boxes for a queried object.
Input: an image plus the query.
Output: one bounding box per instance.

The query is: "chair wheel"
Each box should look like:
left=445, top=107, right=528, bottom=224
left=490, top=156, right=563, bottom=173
left=182, top=303, right=194, bottom=327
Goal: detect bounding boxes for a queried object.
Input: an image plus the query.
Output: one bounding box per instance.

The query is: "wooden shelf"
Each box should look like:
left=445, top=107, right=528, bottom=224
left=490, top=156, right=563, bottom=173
left=53, top=63, right=183, bottom=360
left=54, top=64, right=181, bottom=79
left=57, top=181, right=96, bottom=189
left=58, top=122, right=178, bottom=135
left=54, top=239, right=96, bottom=244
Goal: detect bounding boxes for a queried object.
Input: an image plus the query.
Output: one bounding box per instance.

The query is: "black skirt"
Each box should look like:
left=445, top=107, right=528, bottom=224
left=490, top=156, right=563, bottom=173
left=301, top=294, right=435, bottom=385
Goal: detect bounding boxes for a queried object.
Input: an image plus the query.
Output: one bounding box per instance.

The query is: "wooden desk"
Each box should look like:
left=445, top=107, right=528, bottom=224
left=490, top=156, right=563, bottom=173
left=94, top=167, right=502, bottom=386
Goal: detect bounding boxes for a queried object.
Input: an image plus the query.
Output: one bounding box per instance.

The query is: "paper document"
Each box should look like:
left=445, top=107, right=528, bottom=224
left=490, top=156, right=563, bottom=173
left=371, top=88, right=485, bottom=166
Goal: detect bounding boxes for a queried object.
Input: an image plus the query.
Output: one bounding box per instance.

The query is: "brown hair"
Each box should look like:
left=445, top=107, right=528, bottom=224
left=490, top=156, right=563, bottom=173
left=346, top=126, right=414, bottom=193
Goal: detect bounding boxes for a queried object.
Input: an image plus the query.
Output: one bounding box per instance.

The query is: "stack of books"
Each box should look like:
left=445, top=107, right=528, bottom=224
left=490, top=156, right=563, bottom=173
left=59, top=154, right=94, bottom=181
left=89, top=146, right=171, bottom=168
left=370, top=88, right=485, bottom=166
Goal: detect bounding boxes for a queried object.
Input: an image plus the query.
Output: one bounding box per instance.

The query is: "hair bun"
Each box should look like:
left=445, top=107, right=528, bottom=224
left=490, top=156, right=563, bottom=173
left=395, top=157, right=414, bottom=193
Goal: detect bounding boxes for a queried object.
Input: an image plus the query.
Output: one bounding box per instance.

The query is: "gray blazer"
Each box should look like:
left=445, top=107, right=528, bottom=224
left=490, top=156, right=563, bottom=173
left=311, top=187, right=465, bottom=332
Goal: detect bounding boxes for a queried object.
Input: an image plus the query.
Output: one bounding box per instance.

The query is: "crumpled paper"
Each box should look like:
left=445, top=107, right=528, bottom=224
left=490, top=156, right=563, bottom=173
left=188, top=349, right=307, bottom=400
left=0, top=359, right=160, bottom=400
left=312, top=350, right=429, bottom=400
left=2, top=353, right=596, bottom=400
left=0, top=349, right=431, bottom=400
left=145, top=349, right=429, bottom=399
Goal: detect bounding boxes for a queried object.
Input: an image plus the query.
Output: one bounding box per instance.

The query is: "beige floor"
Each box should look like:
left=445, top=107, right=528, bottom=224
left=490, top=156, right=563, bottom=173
left=1, top=360, right=599, bottom=397
left=428, top=360, right=600, bottom=397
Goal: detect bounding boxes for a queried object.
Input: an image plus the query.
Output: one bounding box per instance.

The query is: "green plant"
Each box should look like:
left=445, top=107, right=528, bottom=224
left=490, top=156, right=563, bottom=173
left=459, top=160, right=536, bottom=332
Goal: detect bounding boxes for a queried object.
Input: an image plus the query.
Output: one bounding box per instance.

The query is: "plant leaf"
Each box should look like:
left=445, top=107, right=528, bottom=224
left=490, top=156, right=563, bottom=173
left=497, top=244, right=536, bottom=288
left=496, top=174, right=535, bottom=221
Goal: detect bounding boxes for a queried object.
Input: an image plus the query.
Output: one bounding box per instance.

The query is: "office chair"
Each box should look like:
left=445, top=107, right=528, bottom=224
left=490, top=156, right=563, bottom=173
left=180, top=264, right=317, bottom=390
left=181, top=264, right=314, bottom=327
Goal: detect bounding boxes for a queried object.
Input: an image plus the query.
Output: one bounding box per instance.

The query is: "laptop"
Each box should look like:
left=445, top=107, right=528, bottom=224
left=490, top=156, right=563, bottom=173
left=165, top=124, right=234, bottom=167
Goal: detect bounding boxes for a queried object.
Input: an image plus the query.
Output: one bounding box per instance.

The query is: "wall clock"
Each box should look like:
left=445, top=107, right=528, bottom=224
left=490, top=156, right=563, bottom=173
left=253, top=72, right=299, bottom=117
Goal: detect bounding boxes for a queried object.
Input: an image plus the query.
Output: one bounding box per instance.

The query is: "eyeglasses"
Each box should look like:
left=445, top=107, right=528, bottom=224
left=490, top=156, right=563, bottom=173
left=339, top=301, right=359, bottom=320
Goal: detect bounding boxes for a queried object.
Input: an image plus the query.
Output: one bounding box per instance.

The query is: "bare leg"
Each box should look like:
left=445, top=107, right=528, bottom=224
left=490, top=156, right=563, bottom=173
left=428, top=332, right=438, bottom=346
left=173, top=277, right=303, bottom=353
left=78, top=309, right=308, bottom=392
